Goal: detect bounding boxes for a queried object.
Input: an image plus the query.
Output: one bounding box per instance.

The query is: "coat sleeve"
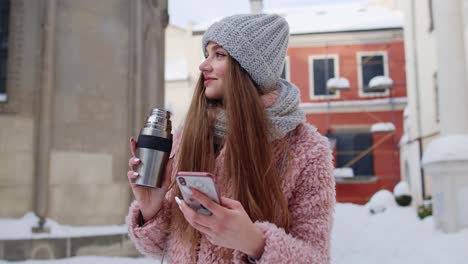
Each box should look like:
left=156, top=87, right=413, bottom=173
left=125, top=127, right=183, bottom=259
left=125, top=199, right=171, bottom=258
left=234, top=129, right=336, bottom=264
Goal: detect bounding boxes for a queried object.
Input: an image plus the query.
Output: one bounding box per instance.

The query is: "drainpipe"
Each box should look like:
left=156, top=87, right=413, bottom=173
left=33, top=0, right=56, bottom=233
left=409, top=0, right=426, bottom=199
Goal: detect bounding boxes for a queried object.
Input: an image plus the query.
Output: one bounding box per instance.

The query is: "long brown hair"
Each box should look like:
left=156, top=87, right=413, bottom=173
left=169, top=55, right=290, bottom=255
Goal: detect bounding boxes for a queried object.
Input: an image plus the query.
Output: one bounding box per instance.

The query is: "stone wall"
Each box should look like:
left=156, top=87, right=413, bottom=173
left=0, top=0, right=43, bottom=218
left=0, top=0, right=153, bottom=225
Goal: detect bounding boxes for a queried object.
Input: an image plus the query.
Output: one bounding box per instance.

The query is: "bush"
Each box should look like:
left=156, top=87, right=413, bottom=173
left=395, top=195, right=412, bottom=206
left=417, top=196, right=432, bottom=219
left=393, top=181, right=412, bottom=207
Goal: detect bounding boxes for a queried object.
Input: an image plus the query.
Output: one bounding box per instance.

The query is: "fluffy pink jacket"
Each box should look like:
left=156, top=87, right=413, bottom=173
left=126, top=123, right=336, bottom=263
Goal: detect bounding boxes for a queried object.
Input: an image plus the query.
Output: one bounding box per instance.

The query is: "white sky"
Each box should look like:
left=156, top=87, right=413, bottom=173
left=168, top=0, right=367, bottom=27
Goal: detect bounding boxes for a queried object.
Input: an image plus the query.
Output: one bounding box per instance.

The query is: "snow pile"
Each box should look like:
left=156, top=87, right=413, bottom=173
left=394, top=181, right=411, bottom=196
left=2, top=202, right=468, bottom=263
left=326, top=77, right=350, bottom=91
left=332, top=203, right=468, bottom=264
left=0, top=212, right=127, bottom=240
left=366, top=190, right=396, bottom=214
left=371, top=122, right=395, bottom=133
left=422, top=135, right=468, bottom=164
left=334, top=167, right=354, bottom=178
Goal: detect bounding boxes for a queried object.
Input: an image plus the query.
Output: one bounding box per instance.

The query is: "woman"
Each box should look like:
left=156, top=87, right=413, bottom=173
left=126, top=13, right=335, bottom=263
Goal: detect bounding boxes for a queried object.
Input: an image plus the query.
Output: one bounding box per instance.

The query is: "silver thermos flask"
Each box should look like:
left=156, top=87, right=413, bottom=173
left=132, top=108, right=173, bottom=188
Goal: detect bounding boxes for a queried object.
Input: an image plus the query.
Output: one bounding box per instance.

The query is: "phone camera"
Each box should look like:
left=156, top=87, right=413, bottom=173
left=178, top=177, right=186, bottom=186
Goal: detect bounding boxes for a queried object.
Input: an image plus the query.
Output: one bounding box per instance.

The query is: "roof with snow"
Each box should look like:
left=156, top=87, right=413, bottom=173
left=193, top=3, right=403, bottom=35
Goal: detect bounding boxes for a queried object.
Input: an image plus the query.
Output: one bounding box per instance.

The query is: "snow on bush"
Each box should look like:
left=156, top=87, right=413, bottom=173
left=367, top=189, right=397, bottom=214
left=394, top=181, right=412, bottom=206
left=394, top=181, right=410, bottom=196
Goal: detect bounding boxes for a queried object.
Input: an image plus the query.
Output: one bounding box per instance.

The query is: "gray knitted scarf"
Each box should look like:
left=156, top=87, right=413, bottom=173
left=213, top=79, right=306, bottom=143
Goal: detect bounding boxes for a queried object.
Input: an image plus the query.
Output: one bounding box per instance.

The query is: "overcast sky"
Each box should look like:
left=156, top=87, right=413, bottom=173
left=168, top=0, right=367, bottom=27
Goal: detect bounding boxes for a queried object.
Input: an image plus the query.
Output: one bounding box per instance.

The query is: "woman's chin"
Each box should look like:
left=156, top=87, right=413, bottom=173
left=204, top=89, right=222, bottom=100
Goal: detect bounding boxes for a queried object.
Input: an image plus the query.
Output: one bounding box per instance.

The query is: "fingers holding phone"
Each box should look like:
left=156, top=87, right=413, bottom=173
left=175, top=172, right=221, bottom=216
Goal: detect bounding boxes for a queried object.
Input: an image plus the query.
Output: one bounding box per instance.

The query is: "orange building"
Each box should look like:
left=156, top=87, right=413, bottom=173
left=280, top=4, right=406, bottom=204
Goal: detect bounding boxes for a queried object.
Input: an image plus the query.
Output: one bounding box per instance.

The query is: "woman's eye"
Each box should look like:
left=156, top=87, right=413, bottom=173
left=204, top=52, right=226, bottom=59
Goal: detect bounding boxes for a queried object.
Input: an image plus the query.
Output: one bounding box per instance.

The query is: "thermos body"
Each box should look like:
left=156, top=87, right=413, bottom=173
left=132, top=109, right=172, bottom=188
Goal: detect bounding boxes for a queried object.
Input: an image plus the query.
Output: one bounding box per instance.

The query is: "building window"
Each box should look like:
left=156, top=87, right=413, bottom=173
left=357, top=51, right=389, bottom=97
left=0, top=0, right=10, bottom=102
left=309, top=55, right=339, bottom=99
left=328, top=132, right=375, bottom=176
left=280, top=56, right=290, bottom=81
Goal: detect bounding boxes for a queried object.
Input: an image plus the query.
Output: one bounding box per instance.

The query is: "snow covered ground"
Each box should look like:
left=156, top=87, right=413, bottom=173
left=1, top=203, right=467, bottom=264
left=332, top=203, right=467, bottom=264
left=0, top=213, right=127, bottom=240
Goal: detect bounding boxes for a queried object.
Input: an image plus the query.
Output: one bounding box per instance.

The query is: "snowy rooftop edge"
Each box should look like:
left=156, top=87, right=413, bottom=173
left=192, top=3, right=403, bottom=35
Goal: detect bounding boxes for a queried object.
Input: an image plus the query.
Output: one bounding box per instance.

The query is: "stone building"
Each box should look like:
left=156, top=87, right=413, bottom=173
left=0, top=0, right=168, bottom=226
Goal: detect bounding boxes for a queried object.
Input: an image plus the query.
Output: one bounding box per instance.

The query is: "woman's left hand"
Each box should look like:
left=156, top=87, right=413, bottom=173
left=177, top=188, right=265, bottom=259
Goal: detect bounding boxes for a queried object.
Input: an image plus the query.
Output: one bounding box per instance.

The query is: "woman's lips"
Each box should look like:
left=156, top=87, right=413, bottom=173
left=204, top=78, right=216, bottom=85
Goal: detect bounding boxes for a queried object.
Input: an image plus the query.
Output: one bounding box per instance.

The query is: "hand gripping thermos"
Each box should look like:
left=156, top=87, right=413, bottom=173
left=132, top=108, right=172, bottom=188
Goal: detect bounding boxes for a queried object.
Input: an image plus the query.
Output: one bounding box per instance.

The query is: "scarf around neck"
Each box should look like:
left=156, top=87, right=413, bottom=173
left=213, top=79, right=306, bottom=143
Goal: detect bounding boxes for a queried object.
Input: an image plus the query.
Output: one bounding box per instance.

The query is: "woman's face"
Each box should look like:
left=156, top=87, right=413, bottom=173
left=199, top=42, right=229, bottom=100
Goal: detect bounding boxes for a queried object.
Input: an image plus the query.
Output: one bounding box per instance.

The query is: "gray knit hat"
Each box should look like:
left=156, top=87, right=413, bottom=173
left=202, top=14, right=289, bottom=90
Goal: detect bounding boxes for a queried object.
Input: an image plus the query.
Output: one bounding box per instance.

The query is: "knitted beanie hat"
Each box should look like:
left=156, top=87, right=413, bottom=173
left=202, top=14, right=289, bottom=90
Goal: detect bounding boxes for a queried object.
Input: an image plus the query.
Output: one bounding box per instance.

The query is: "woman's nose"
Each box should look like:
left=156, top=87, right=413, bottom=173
left=199, top=58, right=212, bottom=72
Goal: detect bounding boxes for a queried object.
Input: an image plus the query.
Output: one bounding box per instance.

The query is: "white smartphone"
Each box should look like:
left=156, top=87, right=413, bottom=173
left=175, top=171, right=221, bottom=216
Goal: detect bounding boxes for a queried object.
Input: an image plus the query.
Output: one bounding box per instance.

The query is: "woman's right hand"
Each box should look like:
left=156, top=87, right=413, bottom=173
left=127, top=137, right=172, bottom=222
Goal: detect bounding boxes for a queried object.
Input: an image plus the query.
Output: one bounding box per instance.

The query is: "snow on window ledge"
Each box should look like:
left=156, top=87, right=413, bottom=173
left=371, top=122, right=395, bottom=133
left=334, top=167, right=354, bottom=178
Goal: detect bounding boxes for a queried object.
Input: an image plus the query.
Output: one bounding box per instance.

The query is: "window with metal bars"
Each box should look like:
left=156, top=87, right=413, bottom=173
left=309, top=55, right=339, bottom=98
left=328, top=132, right=375, bottom=176
left=313, top=58, right=336, bottom=96
left=0, top=0, right=10, bottom=102
left=359, top=53, right=388, bottom=94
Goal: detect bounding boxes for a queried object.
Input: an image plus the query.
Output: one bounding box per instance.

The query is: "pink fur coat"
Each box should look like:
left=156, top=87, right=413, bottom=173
left=126, top=122, right=336, bottom=263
